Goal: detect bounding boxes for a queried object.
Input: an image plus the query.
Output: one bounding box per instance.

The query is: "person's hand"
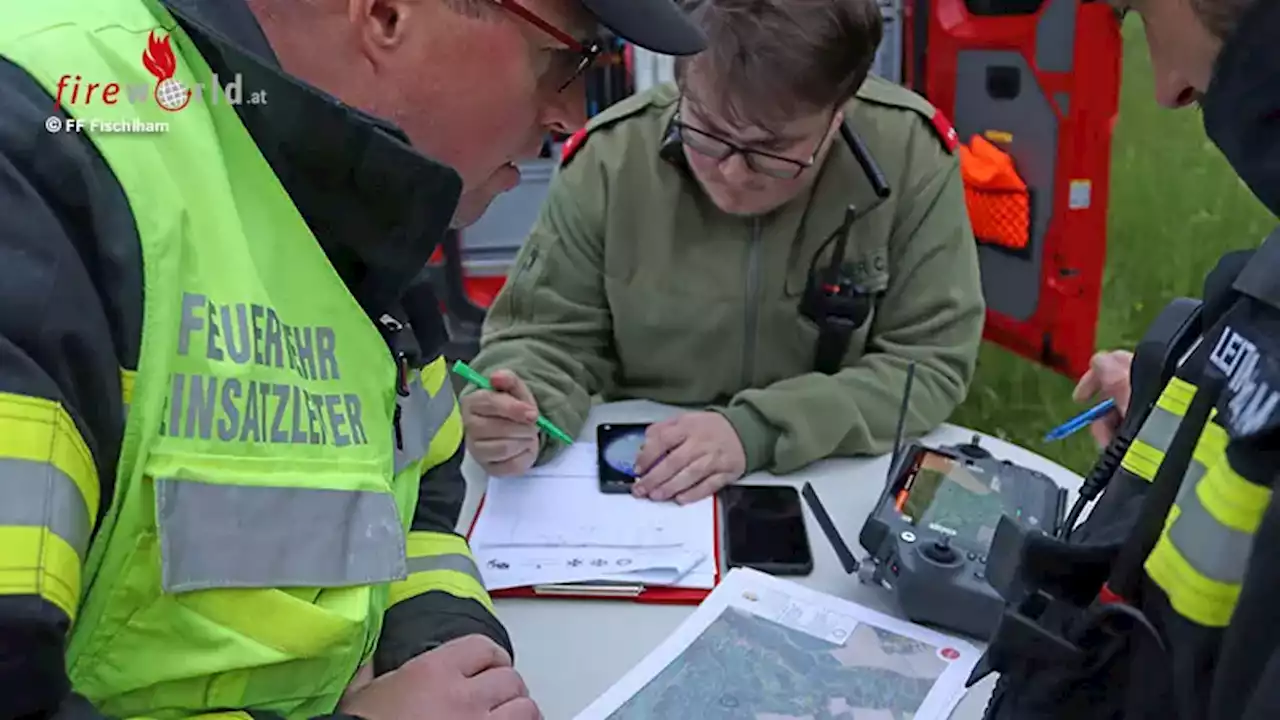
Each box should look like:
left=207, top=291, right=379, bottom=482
left=1072, top=350, right=1134, bottom=448
left=461, top=370, right=540, bottom=477
left=631, top=412, right=747, bottom=504
left=340, top=635, right=540, bottom=720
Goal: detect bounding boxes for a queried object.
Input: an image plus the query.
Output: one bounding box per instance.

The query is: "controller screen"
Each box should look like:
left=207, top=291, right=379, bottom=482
left=899, top=450, right=1005, bottom=549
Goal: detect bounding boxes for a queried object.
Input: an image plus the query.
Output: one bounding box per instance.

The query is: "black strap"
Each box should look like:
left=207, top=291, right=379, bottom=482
left=1233, top=227, right=1280, bottom=309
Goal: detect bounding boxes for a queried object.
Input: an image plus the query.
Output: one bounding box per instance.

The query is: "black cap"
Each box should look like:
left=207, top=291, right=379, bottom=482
left=581, top=0, right=706, bottom=56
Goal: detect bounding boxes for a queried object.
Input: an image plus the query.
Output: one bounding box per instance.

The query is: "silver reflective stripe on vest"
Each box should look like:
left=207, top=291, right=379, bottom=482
left=1136, top=405, right=1181, bottom=453
left=156, top=478, right=407, bottom=592
left=406, top=553, right=482, bottom=583
left=1173, top=459, right=1207, bottom=506
left=394, top=377, right=456, bottom=474
left=0, top=458, right=92, bottom=557
left=1166, top=468, right=1254, bottom=586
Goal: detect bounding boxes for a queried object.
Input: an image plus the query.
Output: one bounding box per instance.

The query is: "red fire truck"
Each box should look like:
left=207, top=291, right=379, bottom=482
left=430, top=0, right=1122, bottom=380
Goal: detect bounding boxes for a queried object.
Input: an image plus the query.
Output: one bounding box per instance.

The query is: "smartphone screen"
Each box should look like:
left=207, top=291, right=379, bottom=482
left=596, top=423, right=649, bottom=494
left=721, top=485, right=813, bottom=575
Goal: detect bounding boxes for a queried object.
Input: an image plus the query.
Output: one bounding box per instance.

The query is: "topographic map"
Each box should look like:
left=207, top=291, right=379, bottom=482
left=607, top=606, right=949, bottom=720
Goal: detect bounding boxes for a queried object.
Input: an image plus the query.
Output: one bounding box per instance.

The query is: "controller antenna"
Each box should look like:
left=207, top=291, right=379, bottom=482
left=887, top=362, right=917, bottom=486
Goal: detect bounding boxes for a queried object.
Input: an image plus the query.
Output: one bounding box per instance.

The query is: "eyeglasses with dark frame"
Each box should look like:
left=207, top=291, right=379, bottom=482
left=674, top=102, right=839, bottom=180
left=492, top=0, right=601, bottom=92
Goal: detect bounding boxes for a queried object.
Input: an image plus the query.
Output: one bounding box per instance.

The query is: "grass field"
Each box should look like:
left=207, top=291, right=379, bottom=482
left=950, top=19, right=1275, bottom=474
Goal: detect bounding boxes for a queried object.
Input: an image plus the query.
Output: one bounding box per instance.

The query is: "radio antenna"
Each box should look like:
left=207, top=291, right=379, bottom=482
left=887, top=362, right=917, bottom=485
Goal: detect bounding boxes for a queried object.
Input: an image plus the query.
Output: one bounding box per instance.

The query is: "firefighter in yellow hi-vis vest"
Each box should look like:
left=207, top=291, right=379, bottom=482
left=0, top=0, right=704, bottom=717
left=970, top=2, right=1280, bottom=718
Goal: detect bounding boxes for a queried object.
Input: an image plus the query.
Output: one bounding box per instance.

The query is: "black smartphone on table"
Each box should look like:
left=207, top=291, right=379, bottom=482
left=720, top=485, right=814, bottom=576
left=596, top=423, right=650, bottom=494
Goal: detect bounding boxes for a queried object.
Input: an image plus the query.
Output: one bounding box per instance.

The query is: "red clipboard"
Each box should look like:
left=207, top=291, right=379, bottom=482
left=465, top=492, right=722, bottom=605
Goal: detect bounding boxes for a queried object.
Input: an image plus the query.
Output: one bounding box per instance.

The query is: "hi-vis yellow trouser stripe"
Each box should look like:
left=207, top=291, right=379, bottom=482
left=0, top=392, right=99, bottom=621
left=1145, top=419, right=1270, bottom=627
left=389, top=531, right=493, bottom=613
left=1121, top=376, right=1197, bottom=481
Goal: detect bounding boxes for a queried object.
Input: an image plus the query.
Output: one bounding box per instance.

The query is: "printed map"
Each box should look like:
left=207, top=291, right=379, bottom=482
left=607, top=607, right=950, bottom=720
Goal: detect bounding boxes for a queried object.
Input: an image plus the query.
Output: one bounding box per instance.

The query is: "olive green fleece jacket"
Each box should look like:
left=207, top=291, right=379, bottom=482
left=468, top=77, right=985, bottom=475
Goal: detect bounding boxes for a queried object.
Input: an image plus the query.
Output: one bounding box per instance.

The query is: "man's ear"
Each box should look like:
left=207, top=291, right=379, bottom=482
left=350, top=0, right=410, bottom=54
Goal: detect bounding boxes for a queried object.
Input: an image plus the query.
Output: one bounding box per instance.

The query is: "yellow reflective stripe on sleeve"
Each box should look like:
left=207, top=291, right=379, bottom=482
left=424, top=403, right=463, bottom=470
left=1157, top=376, right=1196, bottom=415
left=394, top=359, right=460, bottom=475
left=1120, top=377, right=1197, bottom=482
left=421, top=355, right=450, bottom=397
left=1196, top=442, right=1269, bottom=535
left=1145, top=426, right=1269, bottom=628
left=421, top=358, right=463, bottom=469
left=389, top=530, right=493, bottom=613
left=0, top=392, right=99, bottom=520
left=0, top=457, right=93, bottom=558
left=0, top=525, right=82, bottom=620
left=1120, top=439, right=1164, bottom=481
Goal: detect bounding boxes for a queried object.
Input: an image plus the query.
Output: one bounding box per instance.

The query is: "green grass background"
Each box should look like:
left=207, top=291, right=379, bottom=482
left=950, top=19, right=1275, bottom=474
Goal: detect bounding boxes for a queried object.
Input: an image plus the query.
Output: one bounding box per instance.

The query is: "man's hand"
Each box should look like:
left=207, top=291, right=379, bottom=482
left=1072, top=350, right=1134, bottom=448
left=631, top=412, right=746, bottom=504
left=461, top=370, right=540, bottom=477
left=340, top=635, right=540, bottom=720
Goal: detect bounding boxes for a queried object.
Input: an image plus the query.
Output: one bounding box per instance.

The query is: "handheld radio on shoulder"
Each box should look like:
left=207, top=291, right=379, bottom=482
left=806, top=364, right=1068, bottom=641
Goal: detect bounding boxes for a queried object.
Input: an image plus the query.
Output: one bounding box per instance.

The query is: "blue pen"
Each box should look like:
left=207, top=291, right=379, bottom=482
left=1043, top=399, right=1117, bottom=442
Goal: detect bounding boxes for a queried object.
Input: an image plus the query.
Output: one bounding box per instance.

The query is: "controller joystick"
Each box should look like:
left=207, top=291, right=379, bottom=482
left=922, top=535, right=960, bottom=565
left=956, top=434, right=992, bottom=460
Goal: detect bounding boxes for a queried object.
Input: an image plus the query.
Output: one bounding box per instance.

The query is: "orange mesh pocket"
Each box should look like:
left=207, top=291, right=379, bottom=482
left=964, top=185, right=1030, bottom=249
left=959, top=136, right=1030, bottom=250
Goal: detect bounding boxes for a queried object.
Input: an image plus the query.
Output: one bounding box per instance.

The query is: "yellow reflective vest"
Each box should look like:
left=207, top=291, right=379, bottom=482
left=0, top=0, right=496, bottom=716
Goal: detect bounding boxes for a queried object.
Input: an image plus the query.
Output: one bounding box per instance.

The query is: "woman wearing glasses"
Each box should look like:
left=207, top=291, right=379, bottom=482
left=463, top=0, right=985, bottom=505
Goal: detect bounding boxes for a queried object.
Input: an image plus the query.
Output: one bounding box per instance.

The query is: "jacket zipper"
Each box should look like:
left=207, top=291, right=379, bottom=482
left=393, top=351, right=409, bottom=451
left=741, top=219, right=762, bottom=389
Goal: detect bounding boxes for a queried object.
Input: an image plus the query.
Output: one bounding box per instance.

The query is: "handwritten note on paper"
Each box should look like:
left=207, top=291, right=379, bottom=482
left=473, top=546, right=706, bottom=591
left=472, top=471, right=712, bottom=549
left=469, top=446, right=718, bottom=589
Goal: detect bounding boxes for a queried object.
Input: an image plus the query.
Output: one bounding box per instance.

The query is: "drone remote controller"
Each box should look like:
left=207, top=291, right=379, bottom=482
left=804, top=364, right=1067, bottom=641
left=856, top=436, right=1066, bottom=640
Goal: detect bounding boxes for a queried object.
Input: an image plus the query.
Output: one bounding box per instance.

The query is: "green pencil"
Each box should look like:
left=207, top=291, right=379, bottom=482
left=450, top=360, right=576, bottom=445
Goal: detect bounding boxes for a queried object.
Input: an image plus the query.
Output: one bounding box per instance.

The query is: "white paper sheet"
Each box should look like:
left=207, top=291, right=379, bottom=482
left=471, top=461, right=713, bottom=550
left=473, top=546, right=706, bottom=591
left=574, top=568, right=980, bottom=720
left=468, top=444, right=718, bottom=589
left=522, top=441, right=597, bottom=477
